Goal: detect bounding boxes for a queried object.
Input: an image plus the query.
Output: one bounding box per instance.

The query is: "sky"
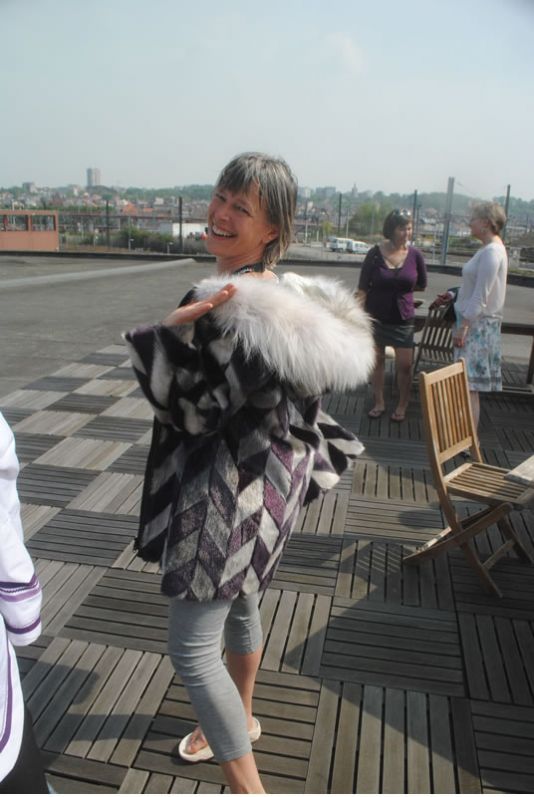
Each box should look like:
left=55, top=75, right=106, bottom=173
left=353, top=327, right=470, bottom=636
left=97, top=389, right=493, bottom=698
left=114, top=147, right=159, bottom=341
left=3, top=0, right=534, bottom=199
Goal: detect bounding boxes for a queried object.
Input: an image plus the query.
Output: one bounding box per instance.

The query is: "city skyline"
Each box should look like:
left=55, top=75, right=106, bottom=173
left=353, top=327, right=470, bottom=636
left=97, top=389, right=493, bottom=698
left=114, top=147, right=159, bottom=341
left=3, top=0, right=534, bottom=200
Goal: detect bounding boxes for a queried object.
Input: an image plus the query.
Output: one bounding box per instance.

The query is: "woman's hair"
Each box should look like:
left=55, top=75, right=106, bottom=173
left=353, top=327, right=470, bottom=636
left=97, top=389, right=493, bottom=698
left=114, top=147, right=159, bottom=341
left=470, top=201, right=507, bottom=234
left=382, top=209, right=412, bottom=240
left=215, top=152, right=297, bottom=267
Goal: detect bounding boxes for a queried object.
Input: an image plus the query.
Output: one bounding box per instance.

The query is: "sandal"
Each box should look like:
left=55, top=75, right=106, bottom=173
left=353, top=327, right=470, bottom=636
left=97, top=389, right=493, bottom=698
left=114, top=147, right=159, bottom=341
left=390, top=410, right=406, bottom=423
left=178, top=717, right=262, bottom=763
left=368, top=407, right=385, bottom=419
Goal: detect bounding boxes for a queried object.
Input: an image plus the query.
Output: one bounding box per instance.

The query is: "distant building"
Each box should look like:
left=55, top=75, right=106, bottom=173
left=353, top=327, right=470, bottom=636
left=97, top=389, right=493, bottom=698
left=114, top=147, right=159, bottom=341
left=159, top=221, right=207, bottom=239
left=22, top=182, right=37, bottom=194
left=316, top=186, right=337, bottom=199
left=86, top=168, right=101, bottom=188
left=0, top=210, right=59, bottom=251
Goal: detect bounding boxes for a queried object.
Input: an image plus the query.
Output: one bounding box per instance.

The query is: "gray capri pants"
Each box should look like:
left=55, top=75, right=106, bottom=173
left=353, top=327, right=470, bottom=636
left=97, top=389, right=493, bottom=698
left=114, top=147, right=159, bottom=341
left=167, top=593, right=263, bottom=763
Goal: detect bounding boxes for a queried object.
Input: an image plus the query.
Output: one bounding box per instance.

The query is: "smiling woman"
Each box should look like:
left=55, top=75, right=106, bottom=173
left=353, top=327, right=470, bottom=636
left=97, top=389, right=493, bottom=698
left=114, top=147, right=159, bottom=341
left=207, top=153, right=296, bottom=271
left=123, top=151, right=375, bottom=794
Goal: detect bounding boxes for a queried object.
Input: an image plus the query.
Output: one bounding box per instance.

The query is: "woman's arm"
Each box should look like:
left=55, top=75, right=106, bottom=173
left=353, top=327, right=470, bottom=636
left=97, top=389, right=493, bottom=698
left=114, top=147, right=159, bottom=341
left=0, top=418, right=42, bottom=647
left=357, top=247, right=375, bottom=293
left=414, top=249, right=428, bottom=292
left=461, top=247, right=503, bottom=322
left=124, top=286, right=278, bottom=435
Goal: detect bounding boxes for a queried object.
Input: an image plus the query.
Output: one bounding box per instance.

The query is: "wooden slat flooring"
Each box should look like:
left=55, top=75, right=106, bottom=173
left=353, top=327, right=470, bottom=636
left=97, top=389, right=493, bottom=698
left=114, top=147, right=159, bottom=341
left=48, top=393, right=120, bottom=414
left=18, top=463, right=98, bottom=506
left=108, top=444, right=149, bottom=475
left=13, top=431, right=64, bottom=462
left=4, top=341, right=532, bottom=792
left=72, top=415, right=152, bottom=442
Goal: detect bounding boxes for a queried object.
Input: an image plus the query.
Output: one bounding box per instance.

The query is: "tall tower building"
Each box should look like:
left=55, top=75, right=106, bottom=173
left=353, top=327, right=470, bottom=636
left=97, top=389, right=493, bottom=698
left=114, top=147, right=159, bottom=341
left=86, top=168, right=101, bottom=188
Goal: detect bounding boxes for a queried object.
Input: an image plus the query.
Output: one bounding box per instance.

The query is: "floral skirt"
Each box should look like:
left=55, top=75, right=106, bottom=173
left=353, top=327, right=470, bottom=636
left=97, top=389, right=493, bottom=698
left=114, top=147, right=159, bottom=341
left=454, top=315, right=502, bottom=392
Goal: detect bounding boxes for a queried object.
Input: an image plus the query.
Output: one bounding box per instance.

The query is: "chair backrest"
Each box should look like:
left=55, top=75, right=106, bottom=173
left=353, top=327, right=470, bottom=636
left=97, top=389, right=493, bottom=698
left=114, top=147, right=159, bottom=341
left=413, top=305, right=454, bottom=375
left=419, top=361, right=481, bottom=492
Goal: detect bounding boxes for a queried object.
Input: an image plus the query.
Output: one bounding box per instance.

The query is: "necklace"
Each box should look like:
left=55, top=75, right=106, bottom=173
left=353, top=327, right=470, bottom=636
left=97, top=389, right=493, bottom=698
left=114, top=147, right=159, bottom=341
left=230, top=262, right=265, bottom=277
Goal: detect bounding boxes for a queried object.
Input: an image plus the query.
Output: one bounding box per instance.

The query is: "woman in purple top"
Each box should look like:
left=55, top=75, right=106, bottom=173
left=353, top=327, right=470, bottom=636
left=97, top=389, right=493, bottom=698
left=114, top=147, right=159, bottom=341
left=357, top=210, right=427, bottom=422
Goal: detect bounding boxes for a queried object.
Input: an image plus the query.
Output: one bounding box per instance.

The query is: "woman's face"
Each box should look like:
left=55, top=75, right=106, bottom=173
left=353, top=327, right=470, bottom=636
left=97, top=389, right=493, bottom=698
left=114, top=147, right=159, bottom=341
left=391, top=223, right=412, bottom=248
left=469, top=215, right=489, bottom=241
left=206, top=184, right=278, bottom=271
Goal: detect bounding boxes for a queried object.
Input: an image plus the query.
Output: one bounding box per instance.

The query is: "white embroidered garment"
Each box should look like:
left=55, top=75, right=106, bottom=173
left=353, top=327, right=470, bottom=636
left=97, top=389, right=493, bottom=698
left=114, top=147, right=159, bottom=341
left=0, top=413, right=42, bottom=781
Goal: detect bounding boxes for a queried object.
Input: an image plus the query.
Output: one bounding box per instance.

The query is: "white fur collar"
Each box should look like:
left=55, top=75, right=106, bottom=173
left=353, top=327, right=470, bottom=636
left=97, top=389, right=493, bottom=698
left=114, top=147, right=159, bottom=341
left=193, top=272, right=375, bottom=394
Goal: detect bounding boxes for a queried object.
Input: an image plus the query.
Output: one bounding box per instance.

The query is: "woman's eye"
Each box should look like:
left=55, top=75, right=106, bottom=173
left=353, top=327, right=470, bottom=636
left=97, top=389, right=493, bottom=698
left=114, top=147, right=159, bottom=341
left=236, top=205, right=250, bottom=215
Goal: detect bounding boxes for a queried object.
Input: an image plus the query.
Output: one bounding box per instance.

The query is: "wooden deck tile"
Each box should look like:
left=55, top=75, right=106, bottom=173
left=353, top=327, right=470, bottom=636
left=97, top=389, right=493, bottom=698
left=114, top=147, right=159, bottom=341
left=48, top=392, right=120, bottom=414
left=14, top=409, right=94, bottom=436
left=259, top=587, right=332, bottom=676
left=26, top=375, right=91, bottom=392
left=74, top=378, right=138, bottom=397
left=345, top=496, right=443, bottom=543
left=293, top=490, right=349, bottom=535
left=62, top=569, right=168, bottom=653
left=99, top=366, right=138, bottom=381
left=359, top=436, right=429, bottom=467
left=53, top=363, right=114, bottom=379
left=80, top=352, right=131, bottom=367
left=0, top=388, right=68, bottom=410
left=16, top=634, right=53, bottom=677
left=18, top=463, right=97, bottom=506
left=0, top=406, right=33, bottom=425
left=97, top=344, right=129, bottom=356
left=335, top=537, right=454, bottom=610
left=497, top=425, right=534, bottom=453
left=73, top=415, right=152, bottom=442
left=471, top=699, right=534, bottom=793
left=305, top=682, right=479, bottom=794
left=29, top=509, right=136, bottom=566
left=112, top=540, right=160, bottom=573
left=108, top=444, right=149, bottom=475
left=349, top=461, right=438, bottom=504
left=12, top=431, right=63, bottom=462
left=450, top=552, right=534, bottom=619
left=102, top=396, right=154, bottom=420
left=35, top=436, right=131, bottom=470
left=36, top=558, right=107, bottom=633
left=270, top=534, right=342, bottom=596
left=460, top=612, right=534, bottom=705
left=67, top=471, right=143, bottom=514
left=320, top=598, right=464, bottom=696
left=43, top=750, right=126, bottom=792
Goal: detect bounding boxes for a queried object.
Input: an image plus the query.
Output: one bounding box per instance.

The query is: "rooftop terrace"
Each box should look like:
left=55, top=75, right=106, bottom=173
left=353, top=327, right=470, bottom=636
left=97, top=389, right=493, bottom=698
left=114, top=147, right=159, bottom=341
left=2, top=256, right=534, bottom=793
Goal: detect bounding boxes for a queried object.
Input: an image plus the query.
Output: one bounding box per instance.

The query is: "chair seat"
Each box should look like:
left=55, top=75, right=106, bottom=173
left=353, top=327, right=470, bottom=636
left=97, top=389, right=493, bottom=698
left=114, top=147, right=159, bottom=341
left=446, top=462, right=534, bottom=508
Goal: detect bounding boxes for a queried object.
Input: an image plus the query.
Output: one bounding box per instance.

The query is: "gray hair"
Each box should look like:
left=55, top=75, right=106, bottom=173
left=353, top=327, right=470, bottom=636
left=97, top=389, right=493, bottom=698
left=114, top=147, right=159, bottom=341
left=215, top=152, right=297, bottom=268
left=471, top=201, right=506, bottom=234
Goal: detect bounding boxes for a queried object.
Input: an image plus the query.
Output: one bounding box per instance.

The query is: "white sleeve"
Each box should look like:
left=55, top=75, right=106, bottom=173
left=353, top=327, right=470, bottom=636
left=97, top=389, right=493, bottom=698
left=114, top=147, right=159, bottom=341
left=461, top=247, right=502, bottom=322
left=0, top=414, right=42, bottom=646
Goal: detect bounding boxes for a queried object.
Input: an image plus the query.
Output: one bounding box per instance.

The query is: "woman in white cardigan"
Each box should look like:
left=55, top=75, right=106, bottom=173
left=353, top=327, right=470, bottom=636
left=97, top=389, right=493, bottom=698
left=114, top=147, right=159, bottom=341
left=0, top=413, right=47, bottom=793
left=433, top=201, right=508, bottom=430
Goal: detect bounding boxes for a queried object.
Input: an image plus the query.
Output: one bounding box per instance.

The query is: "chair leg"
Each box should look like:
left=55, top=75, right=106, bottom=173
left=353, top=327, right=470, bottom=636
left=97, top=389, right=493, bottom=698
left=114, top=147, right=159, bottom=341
left=461, top=542, right=503, bottom=598
left=497, top=516, right=534, bottom=564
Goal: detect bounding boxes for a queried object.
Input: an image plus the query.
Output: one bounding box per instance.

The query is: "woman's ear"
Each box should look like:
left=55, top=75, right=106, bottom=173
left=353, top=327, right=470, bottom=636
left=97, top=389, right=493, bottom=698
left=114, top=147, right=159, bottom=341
left=264, top=226, right=279, bottom=244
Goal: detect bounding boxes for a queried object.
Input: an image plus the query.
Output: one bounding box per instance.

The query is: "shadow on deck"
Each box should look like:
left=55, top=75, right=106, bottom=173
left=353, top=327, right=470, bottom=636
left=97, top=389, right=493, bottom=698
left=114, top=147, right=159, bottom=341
left=3, top=348, right=534, bottom=794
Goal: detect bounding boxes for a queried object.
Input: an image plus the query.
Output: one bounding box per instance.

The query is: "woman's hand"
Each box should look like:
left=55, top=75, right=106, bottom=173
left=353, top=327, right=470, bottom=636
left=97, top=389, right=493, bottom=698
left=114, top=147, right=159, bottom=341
left=162, top=284, right=237, bottom=326
left=429, top=291, right=452, bottom=309
left=452, top=325, right=469, bottom=348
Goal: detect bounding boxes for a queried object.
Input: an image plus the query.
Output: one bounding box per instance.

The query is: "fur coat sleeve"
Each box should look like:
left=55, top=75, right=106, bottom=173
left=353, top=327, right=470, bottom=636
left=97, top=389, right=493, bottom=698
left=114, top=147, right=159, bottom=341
left=124, top=271, right=375, bottom=436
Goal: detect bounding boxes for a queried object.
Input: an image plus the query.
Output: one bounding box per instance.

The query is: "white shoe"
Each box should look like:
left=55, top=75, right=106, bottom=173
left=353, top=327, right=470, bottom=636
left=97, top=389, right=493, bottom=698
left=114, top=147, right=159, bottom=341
left=178, top=717, right=262, bottom=763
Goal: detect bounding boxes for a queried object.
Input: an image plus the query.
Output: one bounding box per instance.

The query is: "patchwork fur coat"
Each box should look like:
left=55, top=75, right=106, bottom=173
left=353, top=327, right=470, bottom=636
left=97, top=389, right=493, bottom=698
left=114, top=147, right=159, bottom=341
left=124, top=271, right=375, bottom=601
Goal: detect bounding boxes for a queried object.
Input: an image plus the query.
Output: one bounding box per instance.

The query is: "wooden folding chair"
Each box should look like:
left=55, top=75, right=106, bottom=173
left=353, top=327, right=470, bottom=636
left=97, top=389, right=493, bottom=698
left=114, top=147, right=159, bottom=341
left=413, top=304, right=454, bottom=377
left=405, top=360, right=534, bottom=596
